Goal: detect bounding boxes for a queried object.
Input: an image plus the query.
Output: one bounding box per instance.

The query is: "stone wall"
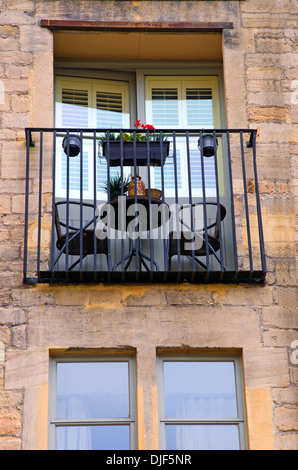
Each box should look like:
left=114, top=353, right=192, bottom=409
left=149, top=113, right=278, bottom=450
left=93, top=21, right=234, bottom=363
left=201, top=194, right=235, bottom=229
left=0, top=0, right=297, bottom=450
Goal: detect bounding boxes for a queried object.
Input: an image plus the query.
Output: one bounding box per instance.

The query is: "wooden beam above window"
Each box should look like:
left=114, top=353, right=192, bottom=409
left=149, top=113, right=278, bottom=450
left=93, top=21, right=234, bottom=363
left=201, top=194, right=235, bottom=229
left=40, top=20, right=233, bottom=33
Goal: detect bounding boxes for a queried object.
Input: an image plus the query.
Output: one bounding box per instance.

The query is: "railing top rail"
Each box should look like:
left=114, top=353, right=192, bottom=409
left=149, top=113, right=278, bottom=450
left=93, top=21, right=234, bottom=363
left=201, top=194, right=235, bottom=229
left=26, top=127, right=259, bottom=133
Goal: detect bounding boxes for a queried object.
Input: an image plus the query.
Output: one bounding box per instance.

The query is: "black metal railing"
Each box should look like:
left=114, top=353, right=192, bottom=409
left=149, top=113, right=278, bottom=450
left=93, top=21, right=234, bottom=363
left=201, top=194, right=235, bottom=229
left=23, top=128, right=266, bottom=284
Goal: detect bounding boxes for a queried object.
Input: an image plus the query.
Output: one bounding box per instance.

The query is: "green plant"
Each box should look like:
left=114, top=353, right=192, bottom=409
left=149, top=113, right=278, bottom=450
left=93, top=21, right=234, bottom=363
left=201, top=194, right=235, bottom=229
left=98, top=120, right=168, bottom=147
left=102, top=173, right=130, bottom=196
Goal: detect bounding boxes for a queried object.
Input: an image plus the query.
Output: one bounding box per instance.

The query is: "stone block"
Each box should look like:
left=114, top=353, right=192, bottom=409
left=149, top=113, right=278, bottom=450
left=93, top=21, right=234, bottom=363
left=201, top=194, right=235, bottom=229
left=242, top=12, right=294, bottom=28
left=274, top=287, right=298, bottom=307
left=272, top=387, right=298, bottom=405
left=256, top=33, right=293, bottom=54
left=5, top=0, right=35, bottom=10
left=0, top=195, right=11, bottom=214
left=0, top=10, right=34, bottom=25
left=0, top=327, right=10, bottom=346
left=275, top=433, right=298, bottom=450
left=54, top=288, right=89, bottom=306
left=164, top=287, right=214, bottom=305
left=243, top=348, right=289, bottom=387
left=0, top=179, right=28, bottom=194
left=248, top=106, right=291, bottom=123
left=212, top=285, right=273, bottom=307
left=0, top=437, right=21, bottom=450
left=0, top=391, right=23, bottom=408
left=11, top=325, right=26, bottom=349
left=0, top=408, right=22, bottom=435
left=262, top=306, right=298, bottom=329
left=274, top=406, right=298, bottom=431
left=5, top=349, right=48, bottom=389
left=246, top=66, right=282, bottom=81
left=10, top=95, right=30, bottom=114
left=0, top=308, right=26, bottom=325
left=275, top=259, right=297, bottom=286
left=2, top=112, right=30, bottom=130
left=263, top=328, right=298, bottom=348
left=240, top=0, right=295, bottom=14
left=0, top=36, right=19, bottom=52
left=88, top=288, right=123, bottom=308
left=19, top=26, right=53, bottom=53
left=248, top=92, right=292, bottom=107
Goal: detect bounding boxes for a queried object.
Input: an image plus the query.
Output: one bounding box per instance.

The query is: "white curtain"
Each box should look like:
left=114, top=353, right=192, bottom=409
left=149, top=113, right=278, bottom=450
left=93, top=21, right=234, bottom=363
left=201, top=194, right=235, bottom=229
left=56, top=396, right=92, bottom=450
left=172, top=395, right=239, bottom=450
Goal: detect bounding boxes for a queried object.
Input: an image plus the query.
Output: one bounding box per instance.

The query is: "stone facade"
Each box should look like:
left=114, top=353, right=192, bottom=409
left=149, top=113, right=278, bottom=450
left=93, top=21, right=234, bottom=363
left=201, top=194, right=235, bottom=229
left=0, top=0, right=297, bottom=450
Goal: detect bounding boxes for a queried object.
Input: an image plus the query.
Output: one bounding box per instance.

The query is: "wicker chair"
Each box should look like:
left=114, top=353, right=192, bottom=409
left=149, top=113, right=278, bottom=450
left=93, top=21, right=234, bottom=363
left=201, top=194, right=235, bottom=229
left=167, top=202, right=227, bottom=271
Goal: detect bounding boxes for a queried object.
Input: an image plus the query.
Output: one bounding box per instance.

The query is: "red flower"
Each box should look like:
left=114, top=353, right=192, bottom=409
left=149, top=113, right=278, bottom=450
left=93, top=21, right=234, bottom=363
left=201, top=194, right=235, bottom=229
left=134, top=120, right=141, bottom=128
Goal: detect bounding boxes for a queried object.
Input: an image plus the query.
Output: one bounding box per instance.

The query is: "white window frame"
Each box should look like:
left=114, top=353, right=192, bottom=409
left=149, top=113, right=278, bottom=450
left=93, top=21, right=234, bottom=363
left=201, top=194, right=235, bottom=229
left=157, top=354, right=247, bottom=450
left=48, top=355, right=137, bottom=450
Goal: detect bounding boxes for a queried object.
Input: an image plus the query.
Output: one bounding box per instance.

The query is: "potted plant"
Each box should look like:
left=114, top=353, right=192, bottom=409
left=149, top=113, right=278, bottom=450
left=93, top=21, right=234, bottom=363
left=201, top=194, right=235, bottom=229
left=102, top=173, right=130, bottom=200
left=98, top=121, right=170, bottom=167
left=198, top=133, right=218, bottom=157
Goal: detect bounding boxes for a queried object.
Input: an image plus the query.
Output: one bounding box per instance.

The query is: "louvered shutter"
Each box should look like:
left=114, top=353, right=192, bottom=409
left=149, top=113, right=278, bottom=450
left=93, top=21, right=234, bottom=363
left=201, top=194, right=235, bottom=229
left=55, top=77, right=130, bottom=199
left=96, top=91, right=124, bottom=128
left=151, top=88, right=180, bottom=127
left=185, top=88, right=214, bottom=127
left=145, top=76, right=221, bottom=198
left=94, top=81, right=131, bottom=193
left=56, top=78, right=92, bottom=128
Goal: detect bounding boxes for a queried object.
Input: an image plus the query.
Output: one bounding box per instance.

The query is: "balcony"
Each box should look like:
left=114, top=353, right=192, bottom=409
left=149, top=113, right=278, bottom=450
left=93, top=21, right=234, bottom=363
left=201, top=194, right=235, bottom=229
left=23, top=127, right=266, bottom=284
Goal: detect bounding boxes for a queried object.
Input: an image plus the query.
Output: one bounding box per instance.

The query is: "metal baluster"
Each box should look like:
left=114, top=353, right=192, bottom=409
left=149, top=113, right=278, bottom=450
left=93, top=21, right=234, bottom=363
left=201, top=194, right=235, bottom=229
left=240, top=131, right=253, bottom=277
left=213, top=130, right=225, bottom=275
left=37, top=130, right=43, bottom=280
left=50, top=130, right=57, bottom=280
left=226, top=131, right=239, bottom=279
left=23, top=129, right=31, bottom=283
left=252, top=130, right=267, bottom=278
left=199, top=130, right=210, bottom=277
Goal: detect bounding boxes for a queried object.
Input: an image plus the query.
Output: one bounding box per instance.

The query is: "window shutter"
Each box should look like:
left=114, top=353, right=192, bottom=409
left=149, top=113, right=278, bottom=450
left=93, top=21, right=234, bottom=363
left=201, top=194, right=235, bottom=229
left=56, top=78, right=92, bottom=128
left=151, top=88, right=179, bottom=127
left=96, top=91, right=124, bottom=128
left=186, top=88, right=214, bottom=127
left=55, top=77, right=131, bottom=199
left=146, top=77, right=220, bottom=198
left=61, top=88, right=89, bottom=127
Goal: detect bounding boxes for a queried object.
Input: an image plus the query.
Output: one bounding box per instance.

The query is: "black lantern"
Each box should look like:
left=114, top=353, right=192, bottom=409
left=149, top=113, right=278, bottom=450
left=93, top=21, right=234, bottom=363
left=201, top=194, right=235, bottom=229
left=62, top=134, right=81, bottom=157
left=198, top=134, right=218, bottom=158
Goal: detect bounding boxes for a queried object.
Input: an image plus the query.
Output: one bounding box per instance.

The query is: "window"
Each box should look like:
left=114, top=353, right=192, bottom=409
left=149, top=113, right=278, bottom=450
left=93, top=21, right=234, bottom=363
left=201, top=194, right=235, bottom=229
left=54, top=72, right=224, bottom=200
left=48, top=356, right=137, bottom=450
left=157, top=356, right=246, bottom=450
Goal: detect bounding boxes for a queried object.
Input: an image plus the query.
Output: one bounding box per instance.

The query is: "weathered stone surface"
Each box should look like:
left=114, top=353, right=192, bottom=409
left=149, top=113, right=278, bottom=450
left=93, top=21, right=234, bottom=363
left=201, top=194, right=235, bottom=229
left=275, top=406, right=298, bottom=431
left=0, top=0, right=297, bottom=452
left=0, top=408, right=22, bottom=435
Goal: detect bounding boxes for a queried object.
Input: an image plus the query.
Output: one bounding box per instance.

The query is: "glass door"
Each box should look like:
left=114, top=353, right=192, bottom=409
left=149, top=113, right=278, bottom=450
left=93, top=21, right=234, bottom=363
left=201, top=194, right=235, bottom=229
left=143, top=75, right=234, bottom=271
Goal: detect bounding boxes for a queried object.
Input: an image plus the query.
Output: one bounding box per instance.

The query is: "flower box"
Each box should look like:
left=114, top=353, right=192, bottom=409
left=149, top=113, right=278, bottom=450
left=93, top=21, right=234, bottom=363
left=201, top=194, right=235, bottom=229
left=102, top=141, right=170, bottom=167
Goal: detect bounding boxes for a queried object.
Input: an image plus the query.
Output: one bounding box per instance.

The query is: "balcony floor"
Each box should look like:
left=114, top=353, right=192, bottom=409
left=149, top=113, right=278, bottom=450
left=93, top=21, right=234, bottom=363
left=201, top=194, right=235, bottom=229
left=26, top=270, right=266, bottom=284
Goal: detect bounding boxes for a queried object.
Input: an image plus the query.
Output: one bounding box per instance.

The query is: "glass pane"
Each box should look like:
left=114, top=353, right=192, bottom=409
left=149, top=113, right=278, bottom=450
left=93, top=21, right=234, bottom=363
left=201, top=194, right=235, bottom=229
left=96, top=91, right=124, bottom=128
left=166, top=424, right=240, bottom=450
left=163, top=361, right=238, bottom=418
left=186, top=88, right=214, bottom=127
left=56, top=361, right=129, bottom=419
left=56, top=425, right=130, bottom=450
left=151, top=88, right=179, bottom=127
